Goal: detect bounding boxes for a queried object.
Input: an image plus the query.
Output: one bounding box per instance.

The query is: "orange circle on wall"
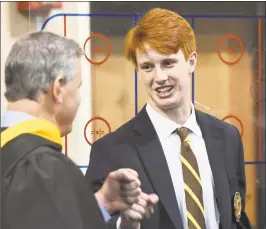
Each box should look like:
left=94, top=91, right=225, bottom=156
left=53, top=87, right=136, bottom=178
left=217, top=34, right=244, bottom=65
left=84, top=116, right=111, bottom=146
left=222, top=115, right=244, bottom=136
left=83, top=33, right=111, bottom=65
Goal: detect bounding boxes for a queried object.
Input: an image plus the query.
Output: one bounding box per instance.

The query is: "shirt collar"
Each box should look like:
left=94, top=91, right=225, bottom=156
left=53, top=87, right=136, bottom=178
left=1, top=111, right=36, bottom=128
left=146, top=102, right=202, bottom=142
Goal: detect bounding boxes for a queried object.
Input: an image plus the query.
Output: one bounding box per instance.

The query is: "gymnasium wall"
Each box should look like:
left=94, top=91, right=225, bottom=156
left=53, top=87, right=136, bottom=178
left=1, top=2, right=265, bottom=228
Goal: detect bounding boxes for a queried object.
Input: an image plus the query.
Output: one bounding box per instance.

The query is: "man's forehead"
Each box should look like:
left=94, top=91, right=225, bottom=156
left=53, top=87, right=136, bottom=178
left=136, top=44, right=182, bottom=63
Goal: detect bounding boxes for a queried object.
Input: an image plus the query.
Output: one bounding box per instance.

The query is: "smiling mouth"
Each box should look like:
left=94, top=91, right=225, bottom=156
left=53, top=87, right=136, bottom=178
left=155, top=85, right=174, bottom=97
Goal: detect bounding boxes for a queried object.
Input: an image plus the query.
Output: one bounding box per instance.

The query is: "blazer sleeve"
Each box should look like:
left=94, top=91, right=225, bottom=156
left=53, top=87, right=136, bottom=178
left=85, top=140, right=121, bottom=226
left=85, top=140, right=118, bottom=193
left=235, top=128, right=251, bottom=229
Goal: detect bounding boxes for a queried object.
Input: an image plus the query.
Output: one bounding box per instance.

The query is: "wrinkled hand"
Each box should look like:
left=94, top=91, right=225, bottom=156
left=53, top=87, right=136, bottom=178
left=95, top=168, right=141, bottom=214
left=120, top=192, right=159, bottom=229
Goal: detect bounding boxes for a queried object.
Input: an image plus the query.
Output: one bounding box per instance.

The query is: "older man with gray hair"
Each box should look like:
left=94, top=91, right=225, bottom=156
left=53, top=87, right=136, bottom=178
left=0, top=31, right=158, bottom=229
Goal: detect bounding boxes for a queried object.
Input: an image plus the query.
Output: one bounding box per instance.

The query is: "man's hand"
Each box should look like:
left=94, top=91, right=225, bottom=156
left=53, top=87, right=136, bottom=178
left=120, top=192, right=159, bottom=229
left=95, top=168, right=141, bottom=214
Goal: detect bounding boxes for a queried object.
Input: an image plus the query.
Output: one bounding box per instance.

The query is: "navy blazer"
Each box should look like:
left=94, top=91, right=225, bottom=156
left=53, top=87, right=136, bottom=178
left=86, top=105, right=251, bottom=229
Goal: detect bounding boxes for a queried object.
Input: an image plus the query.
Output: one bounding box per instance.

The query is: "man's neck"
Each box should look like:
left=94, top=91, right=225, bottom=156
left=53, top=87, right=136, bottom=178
left=148, top=99, right=192, bottom=126
left=7, top=99, right=57, bottom=126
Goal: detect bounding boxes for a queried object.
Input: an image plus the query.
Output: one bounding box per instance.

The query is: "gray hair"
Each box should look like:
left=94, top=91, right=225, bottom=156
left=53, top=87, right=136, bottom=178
left=4, top=31, right=83, bottom=101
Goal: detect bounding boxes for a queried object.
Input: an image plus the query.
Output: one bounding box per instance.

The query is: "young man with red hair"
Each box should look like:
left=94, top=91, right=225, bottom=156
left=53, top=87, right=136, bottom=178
left=85, top=8, right=251, bottom=229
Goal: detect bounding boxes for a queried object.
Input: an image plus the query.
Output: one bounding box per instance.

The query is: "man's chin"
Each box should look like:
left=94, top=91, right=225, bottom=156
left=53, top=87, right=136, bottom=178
left=60, top=126, right=72, bottom=137
left=154, top=97, right=178, bottom=110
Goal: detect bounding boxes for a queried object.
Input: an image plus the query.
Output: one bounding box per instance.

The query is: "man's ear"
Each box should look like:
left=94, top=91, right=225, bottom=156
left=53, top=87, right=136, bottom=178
left=52, top=76, right=64, bottom=104
left=188, top=51, right=197, bottom=74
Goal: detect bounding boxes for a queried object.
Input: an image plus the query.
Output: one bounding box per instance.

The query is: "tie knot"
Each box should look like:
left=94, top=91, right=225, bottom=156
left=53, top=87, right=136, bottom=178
left=175, top=127, right=189, bottom=142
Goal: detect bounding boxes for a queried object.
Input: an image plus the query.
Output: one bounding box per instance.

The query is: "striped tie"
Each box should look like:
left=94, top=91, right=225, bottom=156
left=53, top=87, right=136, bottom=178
left=175, top=127, right=206, bottom=229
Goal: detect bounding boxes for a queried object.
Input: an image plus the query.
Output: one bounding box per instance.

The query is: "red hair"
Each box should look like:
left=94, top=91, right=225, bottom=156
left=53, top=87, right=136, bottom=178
left=124, top=8, right=196, bottom=67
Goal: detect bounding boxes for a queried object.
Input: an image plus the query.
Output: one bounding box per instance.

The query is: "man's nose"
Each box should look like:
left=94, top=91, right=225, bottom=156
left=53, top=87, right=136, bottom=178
left=154, top=67, right=168, bottom=83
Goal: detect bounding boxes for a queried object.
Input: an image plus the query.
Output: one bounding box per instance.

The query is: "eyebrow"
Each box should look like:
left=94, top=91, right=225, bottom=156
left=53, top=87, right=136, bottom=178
left=78, top=82, right=82, bottom=88
left=139, top=61, right=153, bottom=66
left=162, top=58, right=178, bottom=62
left=139, top=58, right=177, bottom=65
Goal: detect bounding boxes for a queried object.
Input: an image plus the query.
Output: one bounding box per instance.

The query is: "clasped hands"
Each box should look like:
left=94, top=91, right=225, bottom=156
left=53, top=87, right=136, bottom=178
left=95, top=169, right=159, bottom=229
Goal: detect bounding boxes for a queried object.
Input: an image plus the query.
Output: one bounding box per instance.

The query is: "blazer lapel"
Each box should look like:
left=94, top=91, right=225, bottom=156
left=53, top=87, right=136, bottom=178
left=195, top=110, right=231, bottom=229
left=133, top=106, right=183, bottom=229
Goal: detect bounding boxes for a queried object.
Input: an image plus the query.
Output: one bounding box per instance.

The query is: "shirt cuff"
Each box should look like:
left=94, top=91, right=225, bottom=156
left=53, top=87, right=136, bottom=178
left=98, top=203, right=111, bottom=222
left=116, top=217, right=141, bottom=229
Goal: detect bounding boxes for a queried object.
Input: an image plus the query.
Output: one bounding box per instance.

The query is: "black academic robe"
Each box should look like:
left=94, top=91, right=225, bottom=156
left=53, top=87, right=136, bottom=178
left=1, top=125, right=108, bottom=229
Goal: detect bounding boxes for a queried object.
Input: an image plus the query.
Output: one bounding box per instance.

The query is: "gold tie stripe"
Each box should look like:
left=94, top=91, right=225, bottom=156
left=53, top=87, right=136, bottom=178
left=175, top=127, right=206, bottom=229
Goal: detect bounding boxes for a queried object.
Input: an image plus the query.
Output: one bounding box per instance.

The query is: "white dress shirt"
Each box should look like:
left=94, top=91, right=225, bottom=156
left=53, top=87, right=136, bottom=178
left=146, top=102, right=220, bottom=229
